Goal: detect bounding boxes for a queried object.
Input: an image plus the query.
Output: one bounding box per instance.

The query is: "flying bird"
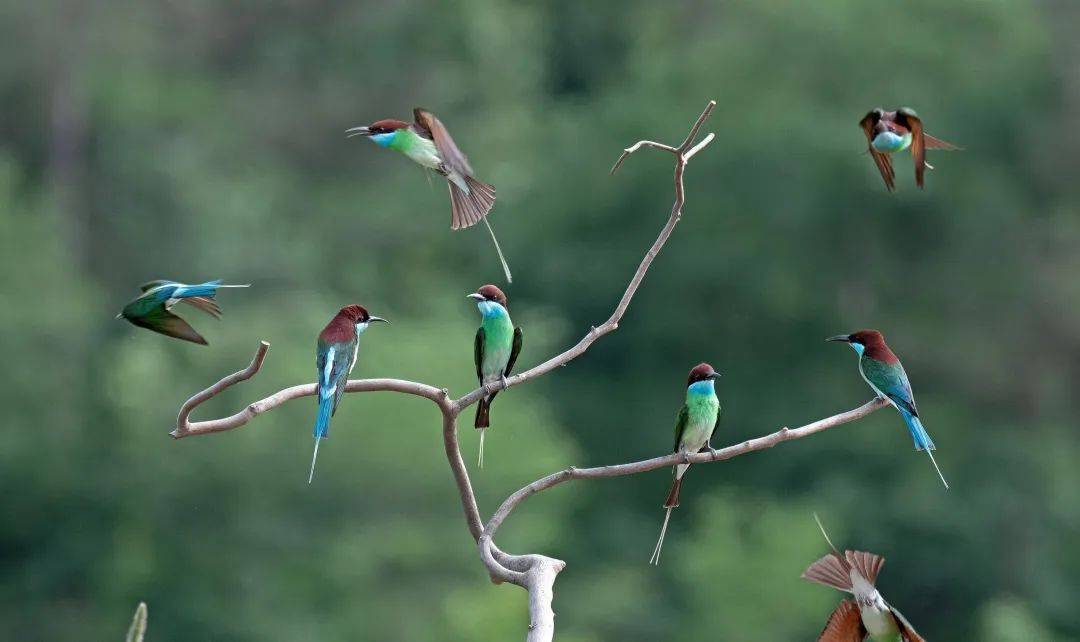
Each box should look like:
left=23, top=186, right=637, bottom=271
left=309, top=304, right=388, bottom=483
left=802, top=514, right=926, bottom=641
left=347, top=108, right=512, bottom=283
left=859, top=107, right=960, bottom=191
left=650, top=363, right=722, bottom=565
left=116, top=279, right=249, bottom=345
left=828, top=329, right=948, bottom=488
left=468, top=284, right=522, bottom=468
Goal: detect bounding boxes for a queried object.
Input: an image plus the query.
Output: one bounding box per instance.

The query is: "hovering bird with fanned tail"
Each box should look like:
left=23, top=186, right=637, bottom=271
left=828, top=329, right=948, bottom=488
left=309, top=304, right=388, bottom=483
left=859, top=107, right=960, bottom=191
left=116, top=279, right=249, bottom=345
left=650, top=363, right=721, bottom=565
left=468, top=284, right=522, bottom=468
left=802, top=514, right=927, bottom=641
left=347, top=108, right=512, bottom=282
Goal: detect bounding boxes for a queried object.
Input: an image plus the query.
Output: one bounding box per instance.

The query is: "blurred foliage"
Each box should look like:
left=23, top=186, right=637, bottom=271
left=1, top=0, right=1078, bottom=640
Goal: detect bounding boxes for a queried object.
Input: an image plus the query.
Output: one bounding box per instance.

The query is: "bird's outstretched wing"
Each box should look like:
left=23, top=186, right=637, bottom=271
left=474, top=327, right=486, bottom=385
left=861, top=358, right=918, bottom=417
left=414, top=108, right=474, bottom=177
left=135, top=306, right=208, bottom=345
left=896, top=108, right=926, bottom=188
left=505, top=327, right=523, bottom=377
left=890, top=606, right=926, bottom=642
left=859, top=112, right=896, bottom=191
left=817, top=599, right=866, bottom=642
left=924, top=133, right=961, bottom=150
left=672, top=405, right=689, bottom=453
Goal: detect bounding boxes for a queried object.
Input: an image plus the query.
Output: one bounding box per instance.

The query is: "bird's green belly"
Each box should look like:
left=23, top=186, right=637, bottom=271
left=680, top=396, right=718, bottom=451
left=480, top=317, right=514, bottom=382
left=392, top=130, right=442, bottom=169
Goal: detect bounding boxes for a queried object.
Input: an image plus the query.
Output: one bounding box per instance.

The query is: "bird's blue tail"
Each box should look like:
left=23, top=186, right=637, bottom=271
left=308, top=395, right=333, bottom=483
left=901, top=410, right=934, bottom=451
left=901, top=410, right=949, bottom=489
left=174, top=280, right=250, bottom=299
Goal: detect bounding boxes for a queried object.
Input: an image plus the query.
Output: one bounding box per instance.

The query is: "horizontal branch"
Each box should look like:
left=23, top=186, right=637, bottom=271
left=482, top=398, right=888, bottom=540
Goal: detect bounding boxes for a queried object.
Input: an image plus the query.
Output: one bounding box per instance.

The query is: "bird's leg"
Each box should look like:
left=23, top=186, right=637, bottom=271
left=500, top=373, right=508, bottom=390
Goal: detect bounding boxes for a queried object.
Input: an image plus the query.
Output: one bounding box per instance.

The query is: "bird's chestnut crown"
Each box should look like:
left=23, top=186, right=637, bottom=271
left=366, top=119, right=409, bottom=135
left=474, top=284, right=508, bottom=307
left=339, top=304, right=372, bottom=323
left=686, top=363, right=721, bottom=386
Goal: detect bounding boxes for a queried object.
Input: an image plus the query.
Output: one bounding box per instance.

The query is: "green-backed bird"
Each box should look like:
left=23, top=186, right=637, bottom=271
left=468, top=284, right=522, bottom=468
left=309, top=304, right=388, bottom=483
left=802, top=514, right=927, bottom=642
left=859, top=107, right=960, bottom=191
left=650, top=363, right=722, bottom=566
left=347, top=108, right=512, bottom=283
left=116, top=279, right=249, bottom=345
left=828, top=329, right=948, bottom=488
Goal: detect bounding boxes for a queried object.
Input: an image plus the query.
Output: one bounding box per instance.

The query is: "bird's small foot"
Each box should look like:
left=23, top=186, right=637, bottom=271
left=707, top=447, right=718, bottom=460
left=500, top=374, right=508, bottom=390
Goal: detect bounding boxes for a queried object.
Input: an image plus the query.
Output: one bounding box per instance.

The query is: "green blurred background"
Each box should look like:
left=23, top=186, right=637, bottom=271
left=2, top=1, right=1078, bottom=639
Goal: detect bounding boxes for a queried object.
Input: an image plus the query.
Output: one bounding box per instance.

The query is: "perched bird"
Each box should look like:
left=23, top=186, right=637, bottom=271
left=347, top=108, right=512, bottom=283
left=309, top=304, right=388, bottom=483
left=650, top=363, right=722, bottom=566
left=802, top=514, right=926, bottom=642
left=859, top=107, right=960, bottom=191
left=467, top=284, right=522, bottom=468
left=116, top=279, right=249, bottom=345
left=828, top=329, right=948, bottom=488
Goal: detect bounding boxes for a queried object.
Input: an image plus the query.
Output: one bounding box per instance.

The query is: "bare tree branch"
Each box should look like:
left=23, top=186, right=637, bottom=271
left=167, top=100, right=885, bottom=641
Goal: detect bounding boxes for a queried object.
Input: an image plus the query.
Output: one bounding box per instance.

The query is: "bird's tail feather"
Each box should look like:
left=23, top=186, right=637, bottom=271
left=902, top=412, right=949, bottom=489
left=478, top=428, right=485, bottom=468
left=308, top=437, right=321, bottom=484
left=175, top=280, right=250, bottom=299
left=649, top=507, right=674, bottom=565
left=663, top=477, right=682, bottom=509
left=308, top=396, right=333, bottom=483
left=475, top=397, right=491, bottom=429
left=481, top=217, right=512, bottom=283
left=448, top=175, right=495, bottom=230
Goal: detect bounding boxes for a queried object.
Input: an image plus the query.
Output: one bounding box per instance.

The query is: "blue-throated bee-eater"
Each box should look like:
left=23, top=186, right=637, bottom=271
left=309, top=304, right=388, bottom=483
left=802, top=514, right=926, bottom=641
left=116, top=279, right=249, bottom=345
left=347, top=108, right=512, bottom=283
left=859, top=107, right=960, bottom=191
left=650, top=363, right=722, bottom=565
left=468, top=284, right=522, bottom=468
left=828, top=329, right=948, bottom=488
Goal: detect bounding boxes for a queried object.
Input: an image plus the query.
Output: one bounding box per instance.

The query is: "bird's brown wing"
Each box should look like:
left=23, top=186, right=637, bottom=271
left=414, top=108, right=474, bottom=177
left=845, top=550, right=885, bottom=586
left=923, top=133, right=961, bottom=150
left=135, top=307, right=208, bottom=345
left=890, top=606, right=926, bottom=642
left=802, top=553, right=854, bottom=592
left=181, top=296, right=222, bottom=318
left=818, top=599, right=867, bottom=642
left=859, top=113, right=895, bottom=191
left=896, top=110, right=926, bottom=187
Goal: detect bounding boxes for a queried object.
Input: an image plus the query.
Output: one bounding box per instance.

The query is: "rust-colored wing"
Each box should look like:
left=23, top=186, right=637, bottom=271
left=818, top=599, right=867, bottom=642
left=896, top=109, right=926, bottom=187
left=891, top=606, right=926, bottom=642
left=414, top=108, right=474, bottom=177
left=859, top=112, right=895, bottom=191
left=924, top=133, right=961, bottom=150
left=845, top=550, right=885, bottom=586
left=181, top=296, right=222, bottom=318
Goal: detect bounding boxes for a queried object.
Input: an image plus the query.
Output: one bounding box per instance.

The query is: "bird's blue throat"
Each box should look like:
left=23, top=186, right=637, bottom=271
left=369, top=131, right=399, bottom=148
left=849, top=342, right=866, bottom=356
left=477, top=301, right=508, bottom=319
left=687, top=379, right=716, bottom=396
left=871, top=131, right=911, bottom=153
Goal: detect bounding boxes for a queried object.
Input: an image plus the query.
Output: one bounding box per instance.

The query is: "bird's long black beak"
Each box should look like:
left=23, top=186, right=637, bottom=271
left=708, top=372, right=722, bottom=380
left=826, top=334, right=852, bottom=343
left=345, top=126, right=371, bottom=138
left=368, top=316, right=389, bottom=324
left=466, top=293, right=486, bottom=301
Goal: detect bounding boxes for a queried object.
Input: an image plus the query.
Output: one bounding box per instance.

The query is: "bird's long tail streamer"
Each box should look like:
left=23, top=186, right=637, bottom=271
left=925, top=449, right=949, bottom=489
left=813, top=512, right=843, bottom=557
left=308, top=437, right=321, bottom=484
left=481, top=217, right=513, bottom=284
left=478, top=428, right=486, bottom=468
left=650, top=507, right=674, bottom=566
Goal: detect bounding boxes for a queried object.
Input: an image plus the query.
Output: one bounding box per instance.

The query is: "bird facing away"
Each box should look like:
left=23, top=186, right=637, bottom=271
left=827, top=329, right=948, bottom=489
left=802, top=514, right=926, bottom=642
left=309, top=304, right=388, bottom=483
left=347, top=108, right=512, bottom=283
left=117, top=279, right=249, bottom=345
left=650, top=363, right=722, bottom=565
left=468, top=284, right=523, bottom=468
left=859, top=107, right=960, bottom=191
